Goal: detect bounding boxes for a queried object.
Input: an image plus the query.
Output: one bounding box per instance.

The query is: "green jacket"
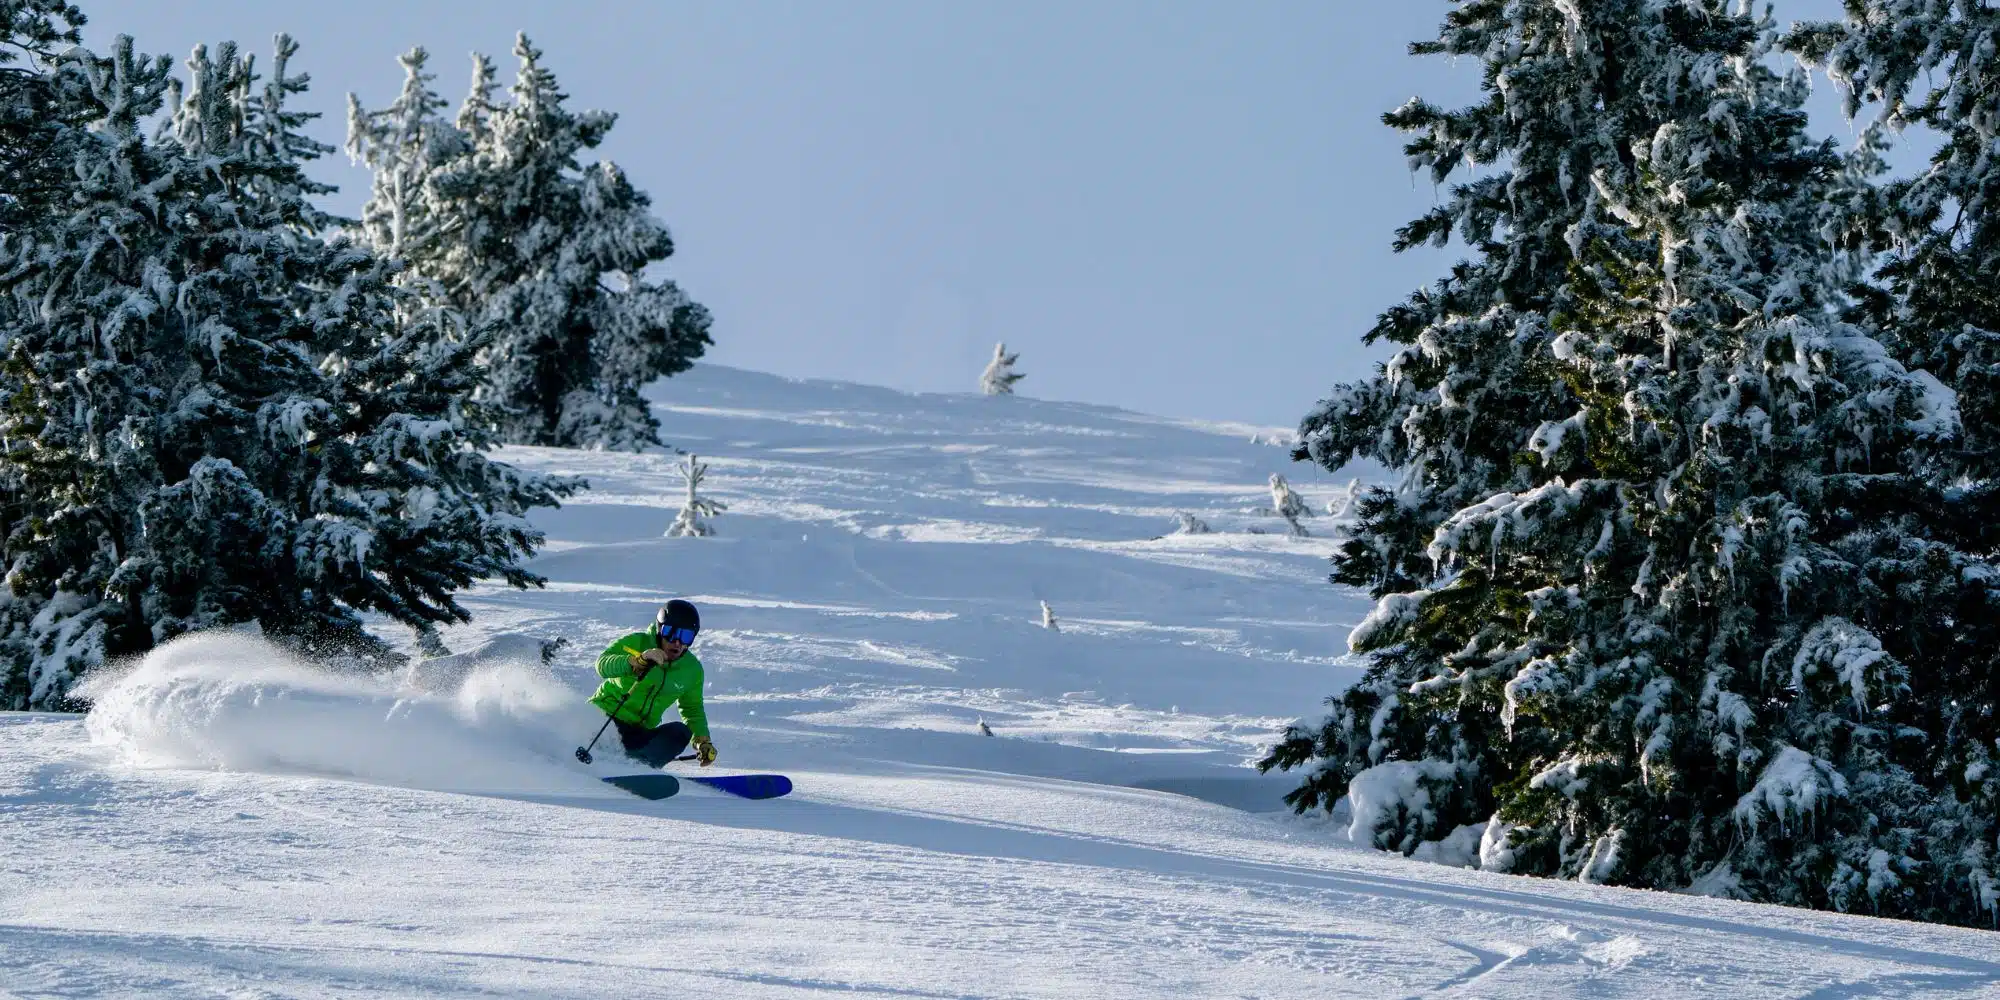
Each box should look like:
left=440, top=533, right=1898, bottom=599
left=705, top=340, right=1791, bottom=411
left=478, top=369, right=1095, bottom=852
left=590, top=631, right=710, bottom=739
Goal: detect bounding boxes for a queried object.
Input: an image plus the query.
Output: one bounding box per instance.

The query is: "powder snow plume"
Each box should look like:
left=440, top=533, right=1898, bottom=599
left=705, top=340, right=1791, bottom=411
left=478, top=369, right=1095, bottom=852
left=77, top=631, right=606, bottom=795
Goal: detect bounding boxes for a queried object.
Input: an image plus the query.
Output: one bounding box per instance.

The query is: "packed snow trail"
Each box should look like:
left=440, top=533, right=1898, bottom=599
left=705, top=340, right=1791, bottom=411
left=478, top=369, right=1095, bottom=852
left=7, top=365, right=2000, bottom=998
left=8, top=713, right=2000, bottom=998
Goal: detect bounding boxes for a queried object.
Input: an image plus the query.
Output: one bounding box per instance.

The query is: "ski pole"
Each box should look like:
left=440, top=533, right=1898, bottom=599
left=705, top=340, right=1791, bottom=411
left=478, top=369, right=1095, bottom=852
left=575, top=667, right=649, bottom=765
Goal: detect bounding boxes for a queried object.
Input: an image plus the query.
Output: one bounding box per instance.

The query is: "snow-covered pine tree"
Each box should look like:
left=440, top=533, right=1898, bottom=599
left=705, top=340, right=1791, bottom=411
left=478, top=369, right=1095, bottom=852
left=0, top=1, right=87, bottom=231
left=0, top=34, right=578, bottom=707
left=665, top=453, right=724, bottom=537
left=1326, top=477, right=1362, bottom=519
left=981, top=342, right=1025, bottom=395
left=1782, top=1, right=2000, bottom=923
left=0, top=0, right=98, bottom=709
left=1289, top=0, right=1664, bottom=610
left=351, top=34, right=712, bottom=451
left=1268, top=473, right=1312, bottom=537
left=1263, top=0, right=1630, bottom=828
left=345, top=46, right=462, bottom=263
left=1788, top=6, right=2000, bottom=482
left=1266, top=1, right=1978, bottom=923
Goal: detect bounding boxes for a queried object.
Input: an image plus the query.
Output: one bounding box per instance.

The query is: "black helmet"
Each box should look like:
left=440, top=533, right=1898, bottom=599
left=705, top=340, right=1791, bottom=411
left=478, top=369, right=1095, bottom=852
left=655, top=599, right=700, bottom=639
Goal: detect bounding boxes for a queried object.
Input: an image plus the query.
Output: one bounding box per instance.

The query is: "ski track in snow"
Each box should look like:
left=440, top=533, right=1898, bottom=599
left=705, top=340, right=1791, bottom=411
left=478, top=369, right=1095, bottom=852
left=5, top=366, right=1998, bottom=999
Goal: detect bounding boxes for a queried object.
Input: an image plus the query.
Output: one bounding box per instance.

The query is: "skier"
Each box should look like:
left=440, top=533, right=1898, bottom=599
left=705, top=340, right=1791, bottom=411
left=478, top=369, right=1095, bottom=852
left=589, top=599, right=718, bottom=768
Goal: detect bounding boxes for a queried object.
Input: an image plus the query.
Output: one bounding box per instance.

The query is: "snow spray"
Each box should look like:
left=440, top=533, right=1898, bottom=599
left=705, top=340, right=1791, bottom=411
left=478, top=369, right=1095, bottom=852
left=77, top=631, right=606, bottom=795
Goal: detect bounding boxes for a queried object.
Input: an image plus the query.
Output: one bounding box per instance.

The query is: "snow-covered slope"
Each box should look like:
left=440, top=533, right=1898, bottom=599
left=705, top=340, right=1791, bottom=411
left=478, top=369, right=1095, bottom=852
left=5, top=366, right=1998, bottom=998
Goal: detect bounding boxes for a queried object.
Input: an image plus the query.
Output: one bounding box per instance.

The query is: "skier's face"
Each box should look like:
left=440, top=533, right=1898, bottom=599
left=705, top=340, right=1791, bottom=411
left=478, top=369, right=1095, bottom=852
left=658, top=631, right=690, bottom=661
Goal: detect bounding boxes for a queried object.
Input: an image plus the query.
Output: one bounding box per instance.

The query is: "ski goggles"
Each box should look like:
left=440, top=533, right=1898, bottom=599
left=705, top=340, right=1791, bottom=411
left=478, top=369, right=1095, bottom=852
left=658, top=625, right=698, bottom=646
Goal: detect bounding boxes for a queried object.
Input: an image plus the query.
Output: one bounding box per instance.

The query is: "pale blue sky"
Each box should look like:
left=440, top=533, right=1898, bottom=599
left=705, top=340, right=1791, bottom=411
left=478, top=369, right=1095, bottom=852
left=80, top=0, right=1879, bottom=427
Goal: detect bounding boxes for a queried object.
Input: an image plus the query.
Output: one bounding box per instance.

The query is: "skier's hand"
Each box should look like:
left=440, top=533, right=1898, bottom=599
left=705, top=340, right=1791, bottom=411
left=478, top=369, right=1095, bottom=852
left=630, top=648, right=669, bottom=675
left=693, top=736, right=717, bottom=767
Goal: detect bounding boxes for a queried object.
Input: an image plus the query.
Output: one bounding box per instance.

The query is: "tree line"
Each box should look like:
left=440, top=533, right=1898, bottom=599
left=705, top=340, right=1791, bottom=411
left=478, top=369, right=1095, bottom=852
left=0, top=1, right=709, bottom=707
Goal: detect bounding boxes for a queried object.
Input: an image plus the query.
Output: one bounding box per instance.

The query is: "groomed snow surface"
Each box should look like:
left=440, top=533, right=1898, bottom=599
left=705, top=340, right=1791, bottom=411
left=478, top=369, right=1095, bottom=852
left=5, top=366, right=1997, bottom=998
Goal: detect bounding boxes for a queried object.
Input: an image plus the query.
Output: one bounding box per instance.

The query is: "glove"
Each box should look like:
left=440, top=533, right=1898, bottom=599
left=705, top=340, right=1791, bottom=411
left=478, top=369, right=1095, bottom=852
left=693, top=736, right=717, bottom=767
left=629, top=647, right=668, bottom=676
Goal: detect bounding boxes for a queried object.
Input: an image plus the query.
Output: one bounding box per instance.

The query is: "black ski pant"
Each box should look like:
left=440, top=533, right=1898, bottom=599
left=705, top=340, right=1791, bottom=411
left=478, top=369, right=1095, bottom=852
left=616, top=719, right=691, bottom=767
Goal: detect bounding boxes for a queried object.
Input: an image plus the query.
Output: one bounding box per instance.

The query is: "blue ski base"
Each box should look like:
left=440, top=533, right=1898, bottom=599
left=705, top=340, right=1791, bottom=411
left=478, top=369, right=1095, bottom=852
left=603, top=774, right=680, bottom=800
left=686, top=774, right=793, bottom=799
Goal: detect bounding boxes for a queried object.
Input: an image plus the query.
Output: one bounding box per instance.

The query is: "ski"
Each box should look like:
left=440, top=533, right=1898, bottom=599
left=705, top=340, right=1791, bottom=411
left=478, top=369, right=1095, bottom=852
left=602, top=774, right=681, bottom=800
left=684, top=774, right=792, bottom=799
